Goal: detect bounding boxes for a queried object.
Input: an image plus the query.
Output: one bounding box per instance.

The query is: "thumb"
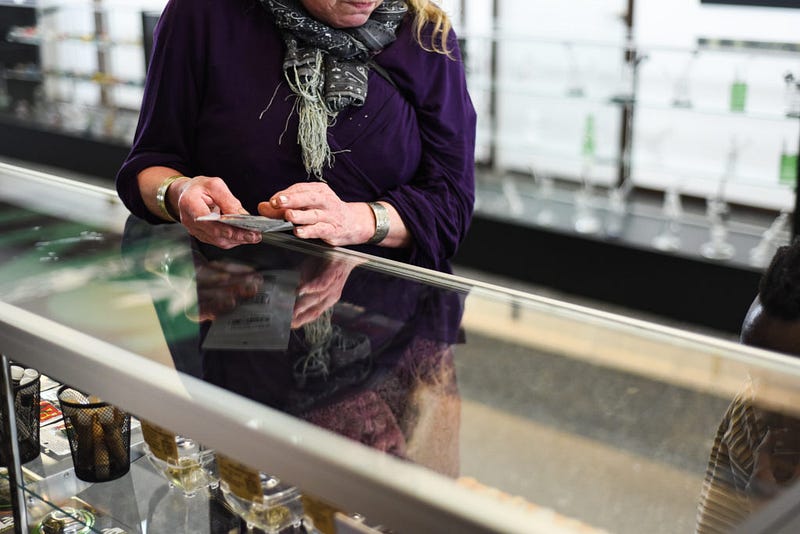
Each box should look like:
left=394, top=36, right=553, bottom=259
left=203, top=178, right=248, bottom=215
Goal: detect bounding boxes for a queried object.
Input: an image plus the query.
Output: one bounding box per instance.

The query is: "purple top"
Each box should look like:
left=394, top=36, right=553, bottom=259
left=116, top=0, right=476, bottom=271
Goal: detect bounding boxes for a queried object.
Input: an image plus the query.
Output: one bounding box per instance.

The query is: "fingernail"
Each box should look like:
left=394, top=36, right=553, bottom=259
left=296, top=227, right=305, bottom=236
left=278, top=195, right=288, bottom=205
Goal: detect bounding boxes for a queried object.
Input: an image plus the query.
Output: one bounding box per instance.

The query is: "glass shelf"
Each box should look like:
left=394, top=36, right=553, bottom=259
left=475, top=172, right=788, bottom=269
left=7, top=26, right=142, bottom=48
left=461, top=32, right=800, bottom=58
left=467, top=78, right=797, bottom=123
left=0, top=0, right=36, bottom=9
left=1, top=67, right=143, bottom=87
left=2, top=66, right=41, bottom=82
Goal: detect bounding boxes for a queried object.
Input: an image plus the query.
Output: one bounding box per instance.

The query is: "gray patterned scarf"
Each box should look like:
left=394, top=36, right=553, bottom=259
left=259, top=0, right=408, bottom=178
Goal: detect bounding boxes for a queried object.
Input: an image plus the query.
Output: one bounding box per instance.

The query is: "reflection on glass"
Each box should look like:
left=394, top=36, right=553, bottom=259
left=121, top=215, right=466, bottom=530
left=697, top=242, right=800, bottom=531
left=148, top=484, right=211, bottom=534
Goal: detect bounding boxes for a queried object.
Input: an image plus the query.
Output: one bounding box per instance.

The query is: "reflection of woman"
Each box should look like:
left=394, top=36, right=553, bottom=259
left=199, top=260, right=466, bottom=476
left=116, top=0, right=476, bottom=271
left=696, top=242, right=800, bottom=533
left=125, top=219, right=467, bottom=476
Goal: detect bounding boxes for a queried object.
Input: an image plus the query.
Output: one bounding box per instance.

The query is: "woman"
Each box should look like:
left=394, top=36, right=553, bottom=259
left=116, top=0, right=476, bottom=271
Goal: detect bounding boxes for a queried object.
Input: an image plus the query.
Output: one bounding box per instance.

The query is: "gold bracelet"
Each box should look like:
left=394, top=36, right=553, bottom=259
left=155, top=175, right=187, bottom=222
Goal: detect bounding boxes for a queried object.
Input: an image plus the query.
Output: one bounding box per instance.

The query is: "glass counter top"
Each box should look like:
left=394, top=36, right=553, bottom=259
left=2, top=162, right=800, bottom=533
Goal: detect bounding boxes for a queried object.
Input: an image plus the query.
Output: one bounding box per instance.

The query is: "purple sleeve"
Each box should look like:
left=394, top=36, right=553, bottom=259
left=380, top=29, right=476, bottom=270
left=114, top=0, right=205, bottom=223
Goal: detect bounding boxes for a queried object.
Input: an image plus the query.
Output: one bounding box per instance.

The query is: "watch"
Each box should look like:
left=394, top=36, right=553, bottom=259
left=366, top=201, right=390, bottom=245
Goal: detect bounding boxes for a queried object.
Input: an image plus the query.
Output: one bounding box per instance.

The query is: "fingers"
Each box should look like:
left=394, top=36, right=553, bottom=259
left=265, top=182, right=364, bottom=246
left=257, top=201, right=285, bottom=219
left=176, top=176, right=261, bottom=248
left=285, top=208, right=324, bottom=226
left=269, top=183, right=329, bottom=210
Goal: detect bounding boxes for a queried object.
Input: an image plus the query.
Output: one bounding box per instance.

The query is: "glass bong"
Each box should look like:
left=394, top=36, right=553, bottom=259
left=573, top=114, right=601, bottom=234
left=532, top=166, right=556, bottom=227
left=749, top=211, right=791, bottom=268
left=652, top=185, right=684, bottom=252
left=700, top=138, right=743, bottom=261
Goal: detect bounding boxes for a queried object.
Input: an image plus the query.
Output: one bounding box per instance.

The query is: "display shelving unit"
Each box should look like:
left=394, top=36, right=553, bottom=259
left=454, top=0, right=800, bottom=333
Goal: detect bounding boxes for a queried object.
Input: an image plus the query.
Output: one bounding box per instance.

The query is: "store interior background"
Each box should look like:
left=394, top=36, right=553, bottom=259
left=2, top=3, right=800, bottom=533
left=1, top=0, right=799, bottom=336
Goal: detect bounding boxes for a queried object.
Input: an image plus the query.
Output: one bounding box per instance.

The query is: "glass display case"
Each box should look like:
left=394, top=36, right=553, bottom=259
left=3, top=163, right=800, bottom=533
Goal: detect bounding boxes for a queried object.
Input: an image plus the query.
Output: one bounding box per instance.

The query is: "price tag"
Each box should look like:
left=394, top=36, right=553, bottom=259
left=217, top=454, right=263, bottom=502
left=140, top=420, right=178, bottom=462
left=302, top=494, right=341, bottom=534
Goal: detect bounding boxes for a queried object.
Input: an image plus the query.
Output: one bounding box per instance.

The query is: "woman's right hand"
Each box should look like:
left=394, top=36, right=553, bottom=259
left=170, top=176, right=262, bottom=249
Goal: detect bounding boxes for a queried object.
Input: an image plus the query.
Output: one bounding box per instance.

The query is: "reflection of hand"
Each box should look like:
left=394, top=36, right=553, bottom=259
left=257, top=182, right=373, bottom=246
left=291, top=258, right=358, bottom=329
left=195, top=260, right=264, bottom=322
left=172, top=176, right=262, bottom=249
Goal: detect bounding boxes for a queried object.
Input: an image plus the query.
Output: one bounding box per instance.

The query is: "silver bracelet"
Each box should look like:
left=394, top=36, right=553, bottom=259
left=366, top=201, right=390, bottom=245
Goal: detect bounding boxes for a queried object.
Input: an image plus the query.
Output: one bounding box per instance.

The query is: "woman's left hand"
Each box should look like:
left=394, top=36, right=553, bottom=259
left=257, top=182, right=373, bottom=246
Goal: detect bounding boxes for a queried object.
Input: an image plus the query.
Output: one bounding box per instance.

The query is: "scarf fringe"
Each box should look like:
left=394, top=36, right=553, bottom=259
left=286, top=49, right=336, bottom=179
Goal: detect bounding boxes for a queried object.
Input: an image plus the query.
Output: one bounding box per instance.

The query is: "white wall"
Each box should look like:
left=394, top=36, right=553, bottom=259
left=460, top=0, right=800, bottom=210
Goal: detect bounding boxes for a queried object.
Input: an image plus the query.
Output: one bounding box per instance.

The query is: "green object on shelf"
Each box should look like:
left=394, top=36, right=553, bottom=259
left=780, top=152, right=798, bottom=186
left=582, top=114, right=596, bottom=158
left=730, top=80, right=747, bottom=112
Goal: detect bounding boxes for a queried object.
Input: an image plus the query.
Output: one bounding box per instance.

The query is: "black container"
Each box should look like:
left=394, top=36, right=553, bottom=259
left=0, top=366, right=41, bottom=465
left=57, top=386, right=130, bottom=483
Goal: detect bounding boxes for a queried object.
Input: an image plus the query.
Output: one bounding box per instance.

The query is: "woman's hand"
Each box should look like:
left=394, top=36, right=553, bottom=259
left=257, top=182, right=373, bottom=247
left=171, top=176, right=262, bottom=249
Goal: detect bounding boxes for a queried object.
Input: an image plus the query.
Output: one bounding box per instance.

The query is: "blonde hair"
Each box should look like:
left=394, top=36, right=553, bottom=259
left=406, top=0, right=453, bottom=56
